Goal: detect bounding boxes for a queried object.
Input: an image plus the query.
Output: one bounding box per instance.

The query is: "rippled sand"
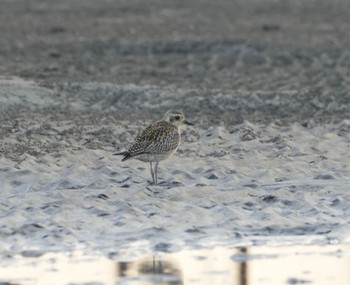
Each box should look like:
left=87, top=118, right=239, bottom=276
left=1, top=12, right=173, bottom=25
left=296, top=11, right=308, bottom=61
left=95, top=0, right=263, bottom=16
left=0, top=78, right=349, bottom=258
left=0, top=0, right=349, bottom=283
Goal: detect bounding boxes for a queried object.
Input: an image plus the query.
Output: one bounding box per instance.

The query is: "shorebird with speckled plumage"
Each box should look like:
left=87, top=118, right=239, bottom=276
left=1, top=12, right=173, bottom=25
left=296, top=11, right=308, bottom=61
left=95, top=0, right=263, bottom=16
left=114, top=110, right=193, bottom=185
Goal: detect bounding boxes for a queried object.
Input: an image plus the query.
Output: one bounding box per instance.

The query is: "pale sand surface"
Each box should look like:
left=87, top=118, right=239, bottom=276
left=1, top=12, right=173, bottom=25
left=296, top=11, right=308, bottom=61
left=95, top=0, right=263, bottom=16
left=0, top=0, right=350, bottom=283
left=0, top=77, right=349, bottom=258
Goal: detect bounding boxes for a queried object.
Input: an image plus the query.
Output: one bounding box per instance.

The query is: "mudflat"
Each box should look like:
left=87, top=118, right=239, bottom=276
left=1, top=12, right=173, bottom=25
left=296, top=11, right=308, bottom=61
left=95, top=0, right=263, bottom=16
left=0, top=1, right=349, bottom=284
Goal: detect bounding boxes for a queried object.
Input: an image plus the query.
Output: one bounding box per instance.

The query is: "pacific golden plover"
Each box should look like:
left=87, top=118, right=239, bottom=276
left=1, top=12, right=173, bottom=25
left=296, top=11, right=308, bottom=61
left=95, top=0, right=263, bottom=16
left=114, top=110, right=193, bottom=185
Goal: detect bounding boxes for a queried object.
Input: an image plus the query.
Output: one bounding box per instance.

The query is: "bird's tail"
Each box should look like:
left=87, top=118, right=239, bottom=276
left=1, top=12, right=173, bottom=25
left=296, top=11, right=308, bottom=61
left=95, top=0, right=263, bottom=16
left=114, top=151, right=147, bottom=161
left=113, top=151, right=132, bottom=161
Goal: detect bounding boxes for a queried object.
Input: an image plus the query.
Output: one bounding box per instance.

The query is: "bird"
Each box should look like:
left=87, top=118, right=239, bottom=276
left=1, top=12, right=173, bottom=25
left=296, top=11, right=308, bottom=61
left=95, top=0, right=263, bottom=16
left=114, top=109, right=193, bottom=185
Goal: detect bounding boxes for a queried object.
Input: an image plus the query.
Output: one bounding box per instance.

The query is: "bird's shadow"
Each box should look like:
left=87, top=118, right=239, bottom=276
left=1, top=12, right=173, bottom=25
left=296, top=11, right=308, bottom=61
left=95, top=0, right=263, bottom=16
left=146, top=180, right=184, bottom=192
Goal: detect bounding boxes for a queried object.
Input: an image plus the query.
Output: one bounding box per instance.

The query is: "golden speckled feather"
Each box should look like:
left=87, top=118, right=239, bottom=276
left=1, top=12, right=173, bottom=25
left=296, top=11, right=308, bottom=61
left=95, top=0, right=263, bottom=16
left=113, top=109, right=192, bottom=185
left=121, top=121, right=180, bottom=161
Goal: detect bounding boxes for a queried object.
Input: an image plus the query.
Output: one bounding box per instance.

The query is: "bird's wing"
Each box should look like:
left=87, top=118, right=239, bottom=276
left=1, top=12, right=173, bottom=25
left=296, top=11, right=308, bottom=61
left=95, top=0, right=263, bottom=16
left=127, top=121, right=179, bottom=154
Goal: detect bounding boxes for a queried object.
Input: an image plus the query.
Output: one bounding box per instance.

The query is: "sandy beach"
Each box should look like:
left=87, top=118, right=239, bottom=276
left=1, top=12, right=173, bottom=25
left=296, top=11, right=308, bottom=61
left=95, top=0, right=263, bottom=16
left=0, top=0, right=350, bottom=284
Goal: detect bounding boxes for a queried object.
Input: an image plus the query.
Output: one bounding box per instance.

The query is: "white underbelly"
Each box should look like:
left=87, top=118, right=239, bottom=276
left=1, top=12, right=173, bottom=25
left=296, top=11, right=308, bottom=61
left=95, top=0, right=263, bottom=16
left=136, top=147, right=178, bottom=162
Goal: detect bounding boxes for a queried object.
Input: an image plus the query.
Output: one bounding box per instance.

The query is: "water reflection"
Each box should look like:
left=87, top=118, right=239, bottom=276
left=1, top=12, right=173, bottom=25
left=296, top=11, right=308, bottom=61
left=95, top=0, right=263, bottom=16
left=117, top=256, right=183, bottom=284
left=0, top=244, right=349, bottom=285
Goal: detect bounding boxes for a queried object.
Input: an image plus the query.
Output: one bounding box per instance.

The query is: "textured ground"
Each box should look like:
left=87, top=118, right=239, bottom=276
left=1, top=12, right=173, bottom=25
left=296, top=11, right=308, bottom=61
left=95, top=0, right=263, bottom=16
left=0, top=0, right=350, bottom=91
left=0, top=0, right=350, bottom=260
left=0, top=78, right=349, bottom=258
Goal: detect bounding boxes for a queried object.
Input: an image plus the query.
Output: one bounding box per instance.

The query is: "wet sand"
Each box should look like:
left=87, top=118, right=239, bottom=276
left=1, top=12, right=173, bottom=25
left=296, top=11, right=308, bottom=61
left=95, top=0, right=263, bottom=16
left=0, top=0, right=350, bottom=284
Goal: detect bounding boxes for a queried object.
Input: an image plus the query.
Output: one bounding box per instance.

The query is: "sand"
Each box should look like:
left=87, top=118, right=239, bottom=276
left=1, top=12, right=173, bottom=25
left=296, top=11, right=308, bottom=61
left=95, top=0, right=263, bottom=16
left=0, top=0, right=350, bottom=283
left=0, top=77, right=349, bottom=259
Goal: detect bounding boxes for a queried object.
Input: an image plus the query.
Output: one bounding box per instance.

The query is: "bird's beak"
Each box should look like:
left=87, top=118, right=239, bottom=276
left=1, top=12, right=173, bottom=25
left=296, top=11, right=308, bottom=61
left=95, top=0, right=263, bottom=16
left=184, top=120, right=194, bottom=126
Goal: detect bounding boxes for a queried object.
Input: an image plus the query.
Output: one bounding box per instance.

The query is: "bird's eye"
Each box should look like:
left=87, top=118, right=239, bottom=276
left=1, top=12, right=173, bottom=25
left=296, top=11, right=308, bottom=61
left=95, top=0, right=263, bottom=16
left=174, top=116, right=181, bottom=120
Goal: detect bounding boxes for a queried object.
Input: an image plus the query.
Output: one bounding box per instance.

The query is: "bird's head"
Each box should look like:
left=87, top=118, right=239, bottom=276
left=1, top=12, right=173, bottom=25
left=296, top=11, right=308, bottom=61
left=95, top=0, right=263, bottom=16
left=163, top=109, right=193, bottom=128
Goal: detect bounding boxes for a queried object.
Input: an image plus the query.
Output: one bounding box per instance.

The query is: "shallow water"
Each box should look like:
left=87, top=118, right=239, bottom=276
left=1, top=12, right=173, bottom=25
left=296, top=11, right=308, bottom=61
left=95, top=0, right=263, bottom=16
left=1, top=244, right=350, bottom=285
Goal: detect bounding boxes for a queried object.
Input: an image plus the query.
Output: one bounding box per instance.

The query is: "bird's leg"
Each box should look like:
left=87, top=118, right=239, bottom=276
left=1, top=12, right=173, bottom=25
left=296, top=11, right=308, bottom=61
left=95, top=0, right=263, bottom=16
left=150, top=162, right=155, bottom=184
left=154, top=162, right=159, bottom=185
